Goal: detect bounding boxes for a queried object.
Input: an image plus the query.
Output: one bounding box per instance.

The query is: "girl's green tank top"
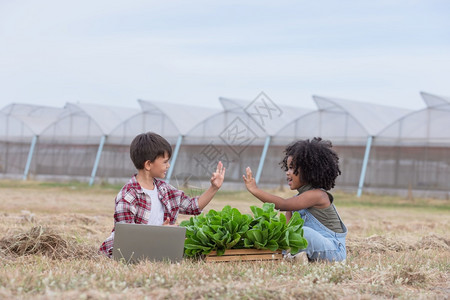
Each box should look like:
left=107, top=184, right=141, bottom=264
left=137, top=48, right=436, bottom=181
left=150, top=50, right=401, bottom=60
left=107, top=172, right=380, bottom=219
left=297, top=185, right=344, bottom=233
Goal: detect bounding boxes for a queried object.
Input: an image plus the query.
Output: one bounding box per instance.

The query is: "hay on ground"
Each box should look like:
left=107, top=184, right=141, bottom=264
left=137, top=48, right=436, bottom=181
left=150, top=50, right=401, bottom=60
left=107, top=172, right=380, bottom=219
left=347, top=233, right=450, bottom=256
left=412, top=234, right=450, bottom=251
left=0, top=225, right=98, bottom=260
left=347, top=234, right=407, bottom=255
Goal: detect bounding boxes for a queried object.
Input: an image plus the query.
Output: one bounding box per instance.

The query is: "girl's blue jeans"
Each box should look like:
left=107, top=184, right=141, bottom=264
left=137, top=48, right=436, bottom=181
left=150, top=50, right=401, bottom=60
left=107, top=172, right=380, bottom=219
left=296, top=208, right=347, bottom=262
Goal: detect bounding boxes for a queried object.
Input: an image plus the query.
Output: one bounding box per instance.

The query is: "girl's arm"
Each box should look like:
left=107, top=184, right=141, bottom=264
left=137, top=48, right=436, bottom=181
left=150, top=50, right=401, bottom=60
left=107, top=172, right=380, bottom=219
left=242, top=167, right=329, bottom=211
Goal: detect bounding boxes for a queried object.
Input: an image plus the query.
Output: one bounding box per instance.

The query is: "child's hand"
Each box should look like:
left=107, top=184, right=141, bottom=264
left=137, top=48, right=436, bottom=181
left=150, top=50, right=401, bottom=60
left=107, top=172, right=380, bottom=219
left=162, top=217, right=175, bottom=226
left=242, top=166, right=257, bottom=193
left=210, top=161, right=226, bottom=189
left=285, top=211, right=292, bottom=223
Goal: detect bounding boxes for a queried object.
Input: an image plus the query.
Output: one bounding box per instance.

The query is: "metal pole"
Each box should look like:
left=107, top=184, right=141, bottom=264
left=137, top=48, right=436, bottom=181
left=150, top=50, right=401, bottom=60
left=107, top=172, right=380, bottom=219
left=255, top=136, right=271, bottom=184
left=23, top=135, right=38, bottom=180
left=89, top=135, right=106, bottom=186
left=357, top=136, right=373, bottom=197
left=166, top=134, right=183, bottom=183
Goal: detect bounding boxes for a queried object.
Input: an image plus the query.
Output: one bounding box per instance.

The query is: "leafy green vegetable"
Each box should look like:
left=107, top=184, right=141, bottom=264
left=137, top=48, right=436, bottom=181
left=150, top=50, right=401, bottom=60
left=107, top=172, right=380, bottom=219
left=180, top=203, right=308, bottom=257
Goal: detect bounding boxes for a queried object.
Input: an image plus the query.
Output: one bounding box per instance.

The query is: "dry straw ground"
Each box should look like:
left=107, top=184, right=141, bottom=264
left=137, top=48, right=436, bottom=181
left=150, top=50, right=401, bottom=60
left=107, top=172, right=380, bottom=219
left=0, top=180, right=449, bottom=299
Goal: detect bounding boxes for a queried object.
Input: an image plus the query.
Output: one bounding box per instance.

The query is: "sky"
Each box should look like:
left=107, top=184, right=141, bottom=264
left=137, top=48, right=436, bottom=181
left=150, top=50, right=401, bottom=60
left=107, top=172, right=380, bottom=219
left=1, top=0, right=449, bottom=111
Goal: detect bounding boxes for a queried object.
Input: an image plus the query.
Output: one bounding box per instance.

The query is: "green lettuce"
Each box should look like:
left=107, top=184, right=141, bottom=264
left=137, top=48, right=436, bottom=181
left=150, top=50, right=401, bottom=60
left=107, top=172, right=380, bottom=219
left=180, top=203, right=308, bottom=257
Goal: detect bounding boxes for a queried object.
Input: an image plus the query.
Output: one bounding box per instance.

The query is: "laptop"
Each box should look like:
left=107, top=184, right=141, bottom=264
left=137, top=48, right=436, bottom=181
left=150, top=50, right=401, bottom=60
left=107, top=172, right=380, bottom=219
left=112, top=223, right=186, bottom=263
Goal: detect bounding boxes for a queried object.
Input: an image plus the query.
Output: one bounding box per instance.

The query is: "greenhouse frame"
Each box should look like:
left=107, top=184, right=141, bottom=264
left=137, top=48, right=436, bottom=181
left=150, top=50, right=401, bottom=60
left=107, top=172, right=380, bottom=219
left=0, top=92, right=448, bottom=199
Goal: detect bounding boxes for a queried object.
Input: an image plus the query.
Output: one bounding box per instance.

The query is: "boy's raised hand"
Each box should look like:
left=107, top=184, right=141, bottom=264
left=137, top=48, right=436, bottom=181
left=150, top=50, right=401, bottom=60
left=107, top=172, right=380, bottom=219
left=242, top=166, right=257, bottom=193
left=197, top=161, right=226, bottom=210
left=210, top=161, right=226, bottom=189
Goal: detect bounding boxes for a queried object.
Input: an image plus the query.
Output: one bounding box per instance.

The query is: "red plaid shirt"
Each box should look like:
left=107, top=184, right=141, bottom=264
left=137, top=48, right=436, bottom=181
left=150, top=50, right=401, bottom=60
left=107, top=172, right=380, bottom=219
left=99, top=175, right=201, bottom=257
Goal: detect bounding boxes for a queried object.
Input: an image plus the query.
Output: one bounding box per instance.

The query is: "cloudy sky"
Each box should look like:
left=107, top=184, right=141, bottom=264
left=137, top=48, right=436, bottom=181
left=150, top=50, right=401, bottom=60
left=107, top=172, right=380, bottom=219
left=0, top=0, right=449, bottom=111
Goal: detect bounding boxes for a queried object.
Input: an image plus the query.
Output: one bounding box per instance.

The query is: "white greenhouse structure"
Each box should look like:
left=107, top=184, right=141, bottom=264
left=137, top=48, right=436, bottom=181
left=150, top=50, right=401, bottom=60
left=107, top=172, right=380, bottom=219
left=0, top=92, right=449, bottom=199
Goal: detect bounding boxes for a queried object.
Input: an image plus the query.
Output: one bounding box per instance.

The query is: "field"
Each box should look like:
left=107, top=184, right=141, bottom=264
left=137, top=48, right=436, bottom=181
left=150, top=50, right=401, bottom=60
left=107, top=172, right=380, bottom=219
left=0, top=180, right=449, bottom=299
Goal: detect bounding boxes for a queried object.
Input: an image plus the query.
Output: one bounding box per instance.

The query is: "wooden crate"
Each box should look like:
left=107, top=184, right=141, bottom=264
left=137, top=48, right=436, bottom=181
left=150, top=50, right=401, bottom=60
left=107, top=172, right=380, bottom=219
left=205, top=248, right=283, bottom=262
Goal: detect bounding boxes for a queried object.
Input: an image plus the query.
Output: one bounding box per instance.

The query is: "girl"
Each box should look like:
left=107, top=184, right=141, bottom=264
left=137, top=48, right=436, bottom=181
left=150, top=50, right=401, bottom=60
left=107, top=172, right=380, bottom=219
left=243, top=137, right=347, bottom=262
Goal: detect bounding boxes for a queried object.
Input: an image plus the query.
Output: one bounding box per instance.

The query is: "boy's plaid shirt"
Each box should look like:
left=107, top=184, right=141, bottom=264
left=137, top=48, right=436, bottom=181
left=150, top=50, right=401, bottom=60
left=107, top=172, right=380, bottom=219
left=99, top=175, right=201, bottom=257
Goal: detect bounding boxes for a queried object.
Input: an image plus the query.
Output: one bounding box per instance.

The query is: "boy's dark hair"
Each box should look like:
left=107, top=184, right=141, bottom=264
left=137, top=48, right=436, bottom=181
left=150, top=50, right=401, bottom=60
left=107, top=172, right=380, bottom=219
left=130, top=132, right=172, bottom=169
left=280, top=137, right=341, bottom=190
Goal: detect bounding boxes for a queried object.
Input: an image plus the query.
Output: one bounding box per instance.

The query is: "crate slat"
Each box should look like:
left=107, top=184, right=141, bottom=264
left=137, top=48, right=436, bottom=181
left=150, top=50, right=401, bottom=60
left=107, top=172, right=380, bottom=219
left=205, top=248, right=283, bottom=262
left=208, top=249, right=281, bottom=256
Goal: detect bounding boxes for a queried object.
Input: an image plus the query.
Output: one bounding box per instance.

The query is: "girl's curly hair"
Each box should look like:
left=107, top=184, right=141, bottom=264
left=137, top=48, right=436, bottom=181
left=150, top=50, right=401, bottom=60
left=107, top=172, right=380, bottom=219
left=280, top=137, right=341, bottom=190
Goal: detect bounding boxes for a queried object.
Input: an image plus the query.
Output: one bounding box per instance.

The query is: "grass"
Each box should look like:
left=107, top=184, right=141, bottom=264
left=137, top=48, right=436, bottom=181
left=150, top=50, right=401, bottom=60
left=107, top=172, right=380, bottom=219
left=0, top=180, right=449, bottom=299
left=335, top=192, right=450, bottom=211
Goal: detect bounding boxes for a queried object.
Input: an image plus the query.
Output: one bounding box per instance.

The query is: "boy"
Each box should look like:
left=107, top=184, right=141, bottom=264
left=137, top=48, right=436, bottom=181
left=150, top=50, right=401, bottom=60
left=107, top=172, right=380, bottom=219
left=99, top=132, right=225, bottom=257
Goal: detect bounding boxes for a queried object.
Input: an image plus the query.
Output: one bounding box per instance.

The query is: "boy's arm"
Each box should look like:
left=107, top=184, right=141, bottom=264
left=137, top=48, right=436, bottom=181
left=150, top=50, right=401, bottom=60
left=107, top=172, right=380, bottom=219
left=198, top=161, right=226, bottom=210
left=114, top=193, right=137, bottom=224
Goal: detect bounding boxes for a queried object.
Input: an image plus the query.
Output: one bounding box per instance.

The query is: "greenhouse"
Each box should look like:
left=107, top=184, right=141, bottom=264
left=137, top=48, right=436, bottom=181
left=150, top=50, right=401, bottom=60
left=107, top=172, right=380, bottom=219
left=0, top=103, right=64, bottom=178
left=96, top=99, right=221, bottom=184
left=368, top=92, right=450, bottom=198
left=0, top=92, right=448, bottom=199
left=173, top=94, right=313, bottom=189
left=270, top=96, right=413, bottom=195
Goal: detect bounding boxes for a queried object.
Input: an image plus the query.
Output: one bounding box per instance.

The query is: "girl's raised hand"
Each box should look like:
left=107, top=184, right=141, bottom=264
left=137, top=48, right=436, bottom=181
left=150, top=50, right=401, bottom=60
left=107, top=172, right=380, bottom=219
left=242, top=166, right=257, bottom=193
